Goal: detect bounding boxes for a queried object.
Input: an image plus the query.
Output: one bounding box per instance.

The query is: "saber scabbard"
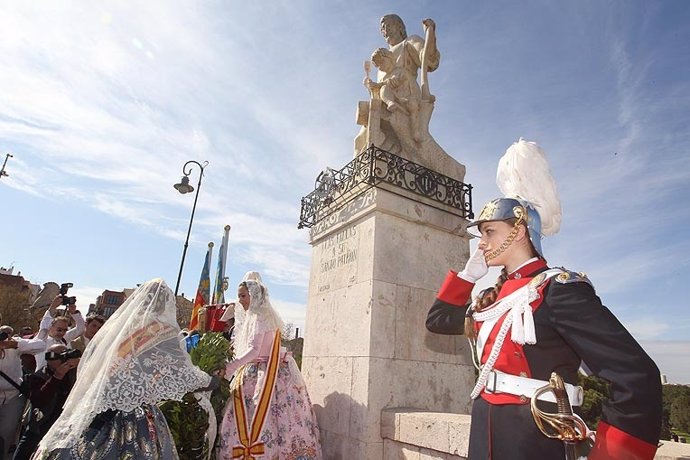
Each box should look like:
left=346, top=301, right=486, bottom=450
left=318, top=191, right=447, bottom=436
left=531, top=372, right=588, bottom=460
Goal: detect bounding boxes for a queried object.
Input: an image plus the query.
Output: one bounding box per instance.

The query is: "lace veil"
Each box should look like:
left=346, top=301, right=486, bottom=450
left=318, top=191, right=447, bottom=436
left=232, top=271, right=284, bottom=356
left=37, top=278, right=211, bottom=451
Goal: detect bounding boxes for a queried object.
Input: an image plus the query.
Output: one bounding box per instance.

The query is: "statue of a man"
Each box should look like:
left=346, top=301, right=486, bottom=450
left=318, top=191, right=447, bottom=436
left=380, top=14, right=440, bottom=98
left=355, top=15, right=443, bottom=164
left=354, top=14, right=465, bottom=182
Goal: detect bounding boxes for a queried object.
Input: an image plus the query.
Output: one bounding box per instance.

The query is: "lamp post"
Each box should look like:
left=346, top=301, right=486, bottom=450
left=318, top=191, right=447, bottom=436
left=0, top=153, right=13, bottom=179
left=173, top=160, right=209, bottom=296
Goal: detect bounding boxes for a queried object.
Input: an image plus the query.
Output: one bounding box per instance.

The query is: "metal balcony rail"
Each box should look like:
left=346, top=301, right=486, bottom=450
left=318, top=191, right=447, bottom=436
left=298, top=146, right=473, bottom=229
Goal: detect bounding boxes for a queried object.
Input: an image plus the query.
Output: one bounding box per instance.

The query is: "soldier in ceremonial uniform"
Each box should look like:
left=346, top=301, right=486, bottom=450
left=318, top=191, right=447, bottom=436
left=426, top=139, right=662, bottom=459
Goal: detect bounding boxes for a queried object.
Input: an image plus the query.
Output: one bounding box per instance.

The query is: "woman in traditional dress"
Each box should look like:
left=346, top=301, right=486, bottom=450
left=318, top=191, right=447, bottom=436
left=218, top=271, right=322, bottom=460
left=426, top=139, right=662, bottom=459
left=32, top=278, right=212, bottom=459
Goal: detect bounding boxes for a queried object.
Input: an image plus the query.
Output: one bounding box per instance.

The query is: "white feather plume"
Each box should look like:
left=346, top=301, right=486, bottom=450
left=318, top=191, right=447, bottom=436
left=496, top=138, right=562, bottom=236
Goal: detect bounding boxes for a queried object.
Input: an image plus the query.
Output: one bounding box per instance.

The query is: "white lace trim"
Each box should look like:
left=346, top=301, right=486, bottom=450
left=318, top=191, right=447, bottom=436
left=233, top=276, right=283, bottom=357
left=36, top=279, right=211, bottom=451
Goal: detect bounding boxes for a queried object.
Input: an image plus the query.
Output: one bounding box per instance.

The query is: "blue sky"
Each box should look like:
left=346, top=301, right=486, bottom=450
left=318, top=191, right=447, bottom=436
left=1, top=1, right=689, bottom=382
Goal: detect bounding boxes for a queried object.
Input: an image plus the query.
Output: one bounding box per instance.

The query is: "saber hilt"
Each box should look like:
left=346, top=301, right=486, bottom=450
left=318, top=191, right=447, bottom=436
left=531, top=373, right=589, bottom=460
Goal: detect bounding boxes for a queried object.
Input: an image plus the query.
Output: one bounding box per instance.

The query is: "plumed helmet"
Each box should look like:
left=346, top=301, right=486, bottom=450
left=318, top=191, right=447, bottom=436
left=468, top=138, right=561, bottom=258
left=467, top=197, right=544, bottom=256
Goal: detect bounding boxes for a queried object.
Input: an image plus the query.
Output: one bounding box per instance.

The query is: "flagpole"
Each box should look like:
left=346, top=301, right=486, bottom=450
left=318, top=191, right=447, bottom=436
left=213, top=225, right=231, bottom=304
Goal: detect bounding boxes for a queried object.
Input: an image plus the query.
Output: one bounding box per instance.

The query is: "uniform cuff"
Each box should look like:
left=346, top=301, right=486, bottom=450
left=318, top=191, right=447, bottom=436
left=589, top=421, right=658, bottom=460
left=437, top=271, right=474, bottom=306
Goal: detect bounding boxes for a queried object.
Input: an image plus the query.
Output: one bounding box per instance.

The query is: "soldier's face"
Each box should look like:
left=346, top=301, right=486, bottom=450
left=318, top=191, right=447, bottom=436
left=478, top=221, right=515, bottom=266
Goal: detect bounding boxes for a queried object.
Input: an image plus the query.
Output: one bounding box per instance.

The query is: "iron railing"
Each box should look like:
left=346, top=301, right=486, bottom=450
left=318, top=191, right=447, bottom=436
left=298, top=146, right=473, bottom=229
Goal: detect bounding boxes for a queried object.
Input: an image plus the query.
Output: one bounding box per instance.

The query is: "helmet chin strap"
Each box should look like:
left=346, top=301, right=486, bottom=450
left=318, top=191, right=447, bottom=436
left=484, top=214, right=525, bottom=262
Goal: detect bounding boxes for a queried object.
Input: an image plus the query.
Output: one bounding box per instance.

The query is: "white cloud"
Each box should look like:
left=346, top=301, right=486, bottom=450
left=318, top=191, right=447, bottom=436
left=623, top=318, right=670, bottom=341
left=640, top=340, right=690, bottom=385
left=270, top=298, right=307, bottom=337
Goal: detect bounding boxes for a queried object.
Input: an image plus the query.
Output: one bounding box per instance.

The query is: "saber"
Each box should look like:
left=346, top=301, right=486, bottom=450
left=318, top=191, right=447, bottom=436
left=531, top=373, right=589, bottom=460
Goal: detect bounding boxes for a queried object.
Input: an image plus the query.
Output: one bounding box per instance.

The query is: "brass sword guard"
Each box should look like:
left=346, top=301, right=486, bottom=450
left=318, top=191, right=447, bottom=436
left=530, top=372, right=589, bottom=443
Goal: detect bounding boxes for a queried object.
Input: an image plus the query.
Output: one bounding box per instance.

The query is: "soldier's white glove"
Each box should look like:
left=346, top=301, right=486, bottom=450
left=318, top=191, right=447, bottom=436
left=458, top=247, right=488, bottom=283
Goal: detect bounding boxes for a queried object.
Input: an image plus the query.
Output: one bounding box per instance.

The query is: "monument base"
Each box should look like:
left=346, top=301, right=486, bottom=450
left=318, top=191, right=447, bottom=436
left=302, top=182, right=474, bottom=459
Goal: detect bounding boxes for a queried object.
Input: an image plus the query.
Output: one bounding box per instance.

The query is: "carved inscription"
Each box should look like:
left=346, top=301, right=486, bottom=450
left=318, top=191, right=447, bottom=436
left=315, top=225, right=360, bottom=293
left=319, top=226, right=359, bottom=273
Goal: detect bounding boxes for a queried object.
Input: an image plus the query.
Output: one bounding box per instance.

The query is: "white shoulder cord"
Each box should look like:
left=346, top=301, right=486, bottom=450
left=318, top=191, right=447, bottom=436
left=469, top=270, right=561, bottom=399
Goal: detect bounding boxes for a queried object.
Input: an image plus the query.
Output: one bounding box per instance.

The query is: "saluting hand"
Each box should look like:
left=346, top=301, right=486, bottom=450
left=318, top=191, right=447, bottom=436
left=459, top=247, right=489, bottom=283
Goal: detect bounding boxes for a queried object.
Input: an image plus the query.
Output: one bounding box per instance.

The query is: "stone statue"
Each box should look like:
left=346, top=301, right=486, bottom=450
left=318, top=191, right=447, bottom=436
left=354, top=14, right=463, bottom=180
left=366, top=47, right=423, bottom=143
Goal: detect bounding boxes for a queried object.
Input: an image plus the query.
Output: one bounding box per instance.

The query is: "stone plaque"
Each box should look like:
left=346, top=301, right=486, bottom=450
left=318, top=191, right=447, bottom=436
left=313, top=224, right=360, bottom=293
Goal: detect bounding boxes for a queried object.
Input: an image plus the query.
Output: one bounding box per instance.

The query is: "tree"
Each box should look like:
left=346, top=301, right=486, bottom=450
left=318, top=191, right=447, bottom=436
left=660, top=405, right=672, bottom=441
left=670, top=394, right=690, bottom=433
left=662, top=384, right=690, bottom=439
left=578, top=373, right=609, bottom=430
left=0, top=288, right=34, bottom=330
left=580, top=388, right=607, bottom=429
left=282, top=321, right=295, bottom=341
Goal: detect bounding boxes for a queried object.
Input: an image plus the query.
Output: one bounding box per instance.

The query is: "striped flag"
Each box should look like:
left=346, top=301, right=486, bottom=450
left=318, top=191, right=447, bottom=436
left=189, top=242, right=213, bottom=331
left=212, top=225, right=231, bottom=305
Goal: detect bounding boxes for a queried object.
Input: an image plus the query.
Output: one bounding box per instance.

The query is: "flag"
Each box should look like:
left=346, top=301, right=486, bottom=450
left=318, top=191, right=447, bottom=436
left=212, top=225, right=231, bottom=305
left=189, top=242, right=213, bottom=331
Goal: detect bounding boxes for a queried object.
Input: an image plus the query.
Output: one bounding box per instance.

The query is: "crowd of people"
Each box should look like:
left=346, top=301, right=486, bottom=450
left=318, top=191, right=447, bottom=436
left=0, top=273, right=322, bottom=460
left=0, top=295, right=105, bottom=459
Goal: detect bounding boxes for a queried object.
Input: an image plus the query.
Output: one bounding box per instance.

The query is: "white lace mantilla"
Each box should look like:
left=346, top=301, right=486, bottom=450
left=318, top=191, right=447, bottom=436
left=36, top=278, right=212, bottom=451
left=233, top=273, right=284, bottom=357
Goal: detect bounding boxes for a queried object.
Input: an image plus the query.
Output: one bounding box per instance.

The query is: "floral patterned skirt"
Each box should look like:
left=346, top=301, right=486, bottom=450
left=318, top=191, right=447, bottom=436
left=218, top=356, right=322, bottom=460
left=34, top=405, right=178, bottom=460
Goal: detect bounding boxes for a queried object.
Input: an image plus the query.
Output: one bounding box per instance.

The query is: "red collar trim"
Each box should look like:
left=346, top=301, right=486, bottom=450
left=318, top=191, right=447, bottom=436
left=508, top=258, right=547, bottom=280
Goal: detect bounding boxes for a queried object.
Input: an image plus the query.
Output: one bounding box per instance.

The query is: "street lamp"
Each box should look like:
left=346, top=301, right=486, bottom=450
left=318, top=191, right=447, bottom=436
left=0, top=153, right=13, bottom=179
left=173, top=160, right=209, bottom=296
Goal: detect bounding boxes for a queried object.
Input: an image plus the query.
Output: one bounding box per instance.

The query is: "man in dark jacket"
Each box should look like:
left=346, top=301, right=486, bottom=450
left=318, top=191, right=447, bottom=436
left=12, top=344, right=79, bottom=460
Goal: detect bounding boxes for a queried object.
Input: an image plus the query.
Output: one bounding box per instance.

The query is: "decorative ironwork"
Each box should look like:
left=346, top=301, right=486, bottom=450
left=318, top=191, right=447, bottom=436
left=298, top=146, right=473, bottom=229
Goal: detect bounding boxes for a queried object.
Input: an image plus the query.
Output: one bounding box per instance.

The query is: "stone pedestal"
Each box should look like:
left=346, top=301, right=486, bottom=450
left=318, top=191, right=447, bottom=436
left=302, top=166, right=475, bottom=459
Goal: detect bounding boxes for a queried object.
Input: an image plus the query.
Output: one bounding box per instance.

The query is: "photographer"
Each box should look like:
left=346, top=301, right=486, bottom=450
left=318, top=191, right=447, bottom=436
left=12, top=344, right=80, bottom=460
left=0, top=325, right=45, bottom=460
left=34, top=286, right=84, bottom=371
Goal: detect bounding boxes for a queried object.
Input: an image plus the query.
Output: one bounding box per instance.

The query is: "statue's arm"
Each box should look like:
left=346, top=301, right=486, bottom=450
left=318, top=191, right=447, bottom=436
left=421, top=19, right=440, bottom=72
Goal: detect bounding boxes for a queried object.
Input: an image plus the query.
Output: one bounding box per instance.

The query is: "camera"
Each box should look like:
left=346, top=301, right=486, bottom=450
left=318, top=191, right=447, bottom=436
left=59, top=283, right=76, bottom=306
left=59, top=283, right=73, bottom=296
left=45, top=348, right=82, bottom=362
left=0, top=331, right=9, bottom=341
left=60, top=296, right=77, bottom=306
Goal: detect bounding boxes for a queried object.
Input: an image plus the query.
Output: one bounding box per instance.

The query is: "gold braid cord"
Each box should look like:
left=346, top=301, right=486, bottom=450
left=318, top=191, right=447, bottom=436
left=484, top=210, right=524, bottom=262
left=530, top=373, right=589, bottom=443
